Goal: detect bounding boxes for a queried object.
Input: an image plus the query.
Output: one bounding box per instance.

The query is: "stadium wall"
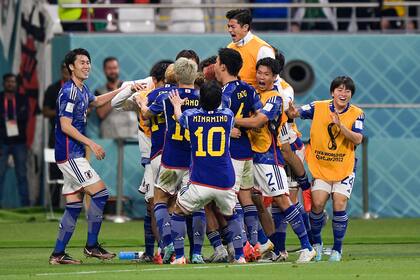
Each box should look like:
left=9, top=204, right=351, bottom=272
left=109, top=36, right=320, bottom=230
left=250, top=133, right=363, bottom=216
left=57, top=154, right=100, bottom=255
left=7, top=33, right=417, bottom=218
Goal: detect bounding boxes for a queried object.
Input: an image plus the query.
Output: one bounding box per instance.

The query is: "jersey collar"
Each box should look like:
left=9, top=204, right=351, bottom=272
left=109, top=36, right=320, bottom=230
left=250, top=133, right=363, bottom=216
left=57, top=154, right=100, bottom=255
left=235, top=32, right=253, bottom=47
left=330, top=100, right=350, bottom=114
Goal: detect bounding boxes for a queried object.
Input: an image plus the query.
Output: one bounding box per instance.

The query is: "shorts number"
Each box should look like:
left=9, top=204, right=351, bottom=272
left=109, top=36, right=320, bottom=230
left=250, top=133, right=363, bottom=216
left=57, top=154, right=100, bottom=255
left=266, top=173, right=275, bottom=186
left=341, top=176, right=354, bottom=188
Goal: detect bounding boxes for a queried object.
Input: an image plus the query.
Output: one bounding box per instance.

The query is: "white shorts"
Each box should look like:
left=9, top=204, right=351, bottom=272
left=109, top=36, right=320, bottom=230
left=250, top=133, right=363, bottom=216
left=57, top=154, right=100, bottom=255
left=138, top=130, right=151, bottom=160
left=279, top=124, right=291, bottom=145
left=286, top=146, right=305, bottom=190
left=139, top=163, right=154, bottom=203
left=232, top=159, right=253, bottom=191
left=139, top=154, right=162, bottom=202
left=253, top=163, right=289, bottom=197
left=312, top=172, right=356, bottom=199
left=57, top=158, right=101, bottom=195
left=156, top=165, right=189, bottom=195
left=177, top=183, right=237, bottom=216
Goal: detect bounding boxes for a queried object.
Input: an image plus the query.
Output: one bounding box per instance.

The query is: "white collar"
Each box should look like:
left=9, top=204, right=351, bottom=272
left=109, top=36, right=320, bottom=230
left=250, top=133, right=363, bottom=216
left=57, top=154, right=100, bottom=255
left=235, top=31, right=253, bottom=47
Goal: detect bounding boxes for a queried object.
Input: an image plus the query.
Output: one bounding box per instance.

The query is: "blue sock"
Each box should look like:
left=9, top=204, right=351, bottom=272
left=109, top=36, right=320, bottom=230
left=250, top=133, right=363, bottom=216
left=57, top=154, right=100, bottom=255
left=235, top=203, right=247, bottom=245
left=186, top=214, right=194, bottom=258
left=243, top=204, right=259, bottom=246
left=284, top=205, right=311, bottom=250
left=207, top=230, right=222, bottom=249
left=87, top=189, right=109, bottom=247
left=144, top=211, right=155, bottom=257
left=226, top=212, right=244, bottom=260
left=296, top=172, right=311, bottom=191
left=171, top=213, right=186, bottom=258
left=332, top=211, right=348, bottom=253
left=257, top=222, right=269, bottom=244
left=296, top=202, right=312, bottom=244
left=154, top=203, right=172, bottom=247
left=53, top=201, right=83, bottom=254
left=192, top=210, right=206, bottom=255
left=221, top=226, right=230, bottom=244
left=272, top=206, right=287, bottom=253
left=268, top=232, right=281, bottom=255
left=310, top=210, right=326, bottom=245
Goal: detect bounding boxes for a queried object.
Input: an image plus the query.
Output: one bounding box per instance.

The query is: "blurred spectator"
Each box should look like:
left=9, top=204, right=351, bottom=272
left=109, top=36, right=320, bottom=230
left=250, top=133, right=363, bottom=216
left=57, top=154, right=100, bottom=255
left=58, top=0, right=93, bottom=31
left=42, top=63, right=70, bottom=208
left=378, top=0, right=403, bottom=30
left=251, top=0, right=291, bottom=31
left=0, top=74, right=30, bottom=207
left=95, top=57, right=137, bottom=139
left=294, top=0, right=337, bottom=31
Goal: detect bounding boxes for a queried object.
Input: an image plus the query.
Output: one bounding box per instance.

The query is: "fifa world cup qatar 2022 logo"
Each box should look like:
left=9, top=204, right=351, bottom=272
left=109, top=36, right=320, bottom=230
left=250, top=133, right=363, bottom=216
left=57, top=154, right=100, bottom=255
left=327, top=123, right=340, bottom=150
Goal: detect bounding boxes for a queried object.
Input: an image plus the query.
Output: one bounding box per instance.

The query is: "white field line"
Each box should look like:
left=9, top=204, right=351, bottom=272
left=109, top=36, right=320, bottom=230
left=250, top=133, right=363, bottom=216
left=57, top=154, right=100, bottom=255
left=35, top=262, right=296, bottom=277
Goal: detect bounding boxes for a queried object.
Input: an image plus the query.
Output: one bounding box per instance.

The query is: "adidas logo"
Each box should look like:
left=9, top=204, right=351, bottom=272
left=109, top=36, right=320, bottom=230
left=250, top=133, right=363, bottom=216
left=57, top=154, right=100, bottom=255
left=175, top=237, right=185, bottom=241
left=271, top=188, right=276, bottom=192
left=194, top=232, right=201, bottom=236
left=164, top=222, right=171, bottom=227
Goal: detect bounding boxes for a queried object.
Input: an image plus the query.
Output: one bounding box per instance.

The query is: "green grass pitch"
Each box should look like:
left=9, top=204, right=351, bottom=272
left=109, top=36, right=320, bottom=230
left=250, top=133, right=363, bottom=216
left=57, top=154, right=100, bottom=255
left=0, top=208, right=419, bottom=280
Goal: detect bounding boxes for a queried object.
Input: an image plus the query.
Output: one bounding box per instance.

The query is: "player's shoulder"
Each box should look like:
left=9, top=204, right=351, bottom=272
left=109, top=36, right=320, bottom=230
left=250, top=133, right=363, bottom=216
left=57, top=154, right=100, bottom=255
left=349, top=103, right=364, bottom=115
left=218, top=107, right=234, bottom=117
left=60, top=81, right=77, bottom=101
left=184, top=107, right=200, bottom=117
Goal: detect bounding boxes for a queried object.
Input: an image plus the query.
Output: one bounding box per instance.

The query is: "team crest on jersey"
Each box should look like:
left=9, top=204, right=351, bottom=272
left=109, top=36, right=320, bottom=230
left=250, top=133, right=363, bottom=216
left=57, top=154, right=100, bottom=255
left=84, top=170, right=93, bottom=179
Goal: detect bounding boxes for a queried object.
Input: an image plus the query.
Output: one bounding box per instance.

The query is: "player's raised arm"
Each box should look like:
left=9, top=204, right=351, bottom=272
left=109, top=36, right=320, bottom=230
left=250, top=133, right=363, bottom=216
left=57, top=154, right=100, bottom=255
left=286, top=101, right=300, bottom=119
left=331, top=110, right=364, bottom=145
left=110, top=82, right=145, bottom=111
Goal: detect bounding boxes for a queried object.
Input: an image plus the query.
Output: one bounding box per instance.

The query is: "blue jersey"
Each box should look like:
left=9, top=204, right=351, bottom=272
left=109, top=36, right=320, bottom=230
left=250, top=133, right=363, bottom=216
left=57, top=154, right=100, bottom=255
left=222, top=80, right=262, bottom=160
left=55, top=80, right=95, bottom=162
left=149, top=87, right=200, bottom=168
left=147, top=84, right=174, bottom=159
left=179, top=108, right=235, bottom=189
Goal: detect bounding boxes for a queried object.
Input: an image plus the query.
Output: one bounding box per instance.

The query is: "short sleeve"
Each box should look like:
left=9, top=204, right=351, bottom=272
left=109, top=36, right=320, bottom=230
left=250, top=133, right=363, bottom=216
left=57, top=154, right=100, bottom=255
left=57, top=87, right=75, bottom=119
left=251, top=90, right=263, bottom=111
left=260, top=96, right=282, bottom=121
left=221, top=94, right=231, bottom=109
left=299, top=102, right=315, bottom=119
left=352, top=113, right=365, bottom=134
left=178, top=111, right=188, bottom=129
left=149, top=93, right=167, bottom=114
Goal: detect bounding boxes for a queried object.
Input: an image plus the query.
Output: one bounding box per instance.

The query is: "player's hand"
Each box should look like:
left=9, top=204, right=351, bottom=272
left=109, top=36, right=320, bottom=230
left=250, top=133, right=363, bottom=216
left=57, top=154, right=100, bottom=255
left=231, top=127, right=241, bottom=138
left=135, top=94, right=148, bottom=109
left=89, top=141, right=105, bottom=160
left=131, top=82, right=147, bottom=93
left=169, top=89, right=186, bottom=108
left=331, top=110, right=341, bottom=126
left=287, top=101, right=299, bottom=118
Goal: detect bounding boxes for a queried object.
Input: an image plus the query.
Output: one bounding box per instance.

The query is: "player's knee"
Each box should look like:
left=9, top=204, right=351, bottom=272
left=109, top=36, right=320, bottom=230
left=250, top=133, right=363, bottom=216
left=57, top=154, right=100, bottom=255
left=311, top=199, right=325, bottom=213
left=332, top=194, right=348, bottom=211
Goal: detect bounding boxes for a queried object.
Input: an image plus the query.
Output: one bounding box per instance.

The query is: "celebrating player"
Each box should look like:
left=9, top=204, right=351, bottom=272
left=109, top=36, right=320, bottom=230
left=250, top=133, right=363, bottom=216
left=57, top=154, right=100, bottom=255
left=287, top=76, right=365, bottom=262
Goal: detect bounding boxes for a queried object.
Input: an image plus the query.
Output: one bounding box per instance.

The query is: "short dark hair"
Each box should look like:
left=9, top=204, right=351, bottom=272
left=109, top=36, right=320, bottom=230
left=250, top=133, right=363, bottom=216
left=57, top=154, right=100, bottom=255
left=176, top=49, right=200, bottom=66
left=199, top=80, right=222, bottom=111
left=103, top=56, right=118, bottom=68
left=226, top=9, right=252, bottom=30
left=330, top=76, right=356, bottom=96
left=272, top=47, right=285, bottom=72
left=199, top=56, right=217, bottom=71
left=218, top=48, right=243, bottom=77
left=150, top=59, right=173, bottom=83
left=64, top=48, right=91, bottom=74
left=3, top=73, right=16, bottom=81
left=256, top=57, right=281, bottom=76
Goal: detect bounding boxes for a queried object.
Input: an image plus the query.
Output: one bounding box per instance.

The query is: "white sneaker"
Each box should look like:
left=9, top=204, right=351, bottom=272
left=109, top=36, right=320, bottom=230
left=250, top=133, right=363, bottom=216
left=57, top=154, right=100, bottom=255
left=329, top=250, right=342, bottom=262
left=275, top=251, right=288, bottom=262
left=232, top=256, right=247, bottom=264
left=208, top=246, right=228, bottom=263
left=170, top=256, right=186, bottom=265
left=296, top=248, right=316, bottom=263
left=258, top=240, right=274, bottom=255
left=313, top=243, right=323, bottom=262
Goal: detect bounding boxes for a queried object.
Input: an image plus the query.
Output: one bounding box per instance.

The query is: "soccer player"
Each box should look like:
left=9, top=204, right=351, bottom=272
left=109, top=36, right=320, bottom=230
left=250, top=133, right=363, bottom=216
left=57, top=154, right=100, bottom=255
left=49, top=48, right=142, bottom=265
left=226, top=9, right=275, bottom=89
left=111, top=60, right=173, bottom=263
left=287, top=76, right=365, bottom=262
left=235, top=57, right=315, bottom=263
left=169, top=81, right=246, bottom=264
left=137, top=57, right=205, bottom=264
left=215, top=47, right=276, bottom=260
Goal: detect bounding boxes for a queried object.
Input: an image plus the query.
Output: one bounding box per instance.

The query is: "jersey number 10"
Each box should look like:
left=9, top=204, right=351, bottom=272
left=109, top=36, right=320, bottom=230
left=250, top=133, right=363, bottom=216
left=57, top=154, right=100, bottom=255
left=195, top=126, right=226, bottom=157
